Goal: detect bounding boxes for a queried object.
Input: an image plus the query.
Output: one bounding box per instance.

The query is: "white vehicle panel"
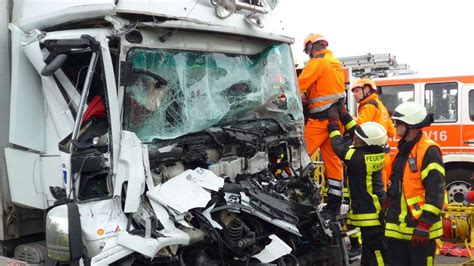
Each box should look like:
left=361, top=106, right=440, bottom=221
left=99, top=34, right=122, bottom=175
left=117, top=228, right=189, bottom=258
left=119, top=131, right=146, bottom=213
left=40, top=156, right=64, bottom=207
left=12, top=0, right=291, bottom=43
left=8, top=24, right=45, bottom=152
left=78, top=197, right=130, bottom=259
left=12, top=0, right=115, bottom=32
left=5, top=148, right=46, bottom=209
left=116, top=0, right=291, bottom=43
left=22, top=31, right=75, bottom=140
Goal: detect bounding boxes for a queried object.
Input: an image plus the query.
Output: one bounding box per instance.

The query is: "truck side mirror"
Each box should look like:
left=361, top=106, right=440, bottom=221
left=46, top=203, right=83, bottom=262
left=40, top=35, right=100, bottom=77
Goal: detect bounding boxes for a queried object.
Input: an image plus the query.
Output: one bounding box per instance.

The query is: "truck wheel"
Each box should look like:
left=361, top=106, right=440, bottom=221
left=446, top=168, right=473, bottom=203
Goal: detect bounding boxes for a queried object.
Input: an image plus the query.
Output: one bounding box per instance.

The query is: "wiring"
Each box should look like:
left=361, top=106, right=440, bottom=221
left=67, top=155, right=95, bottom=200
left=74, top=64, right=104, bottom=93
left=192, top=210, right=226, bottom=265
left=158, top=0, right=201, bottom=43
left=108, top=20, right=138, bottom=36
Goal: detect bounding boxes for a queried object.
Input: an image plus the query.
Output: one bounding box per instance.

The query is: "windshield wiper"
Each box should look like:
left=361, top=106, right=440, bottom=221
left=120, top=61, right=168, bottom=87
left=133, top=67, right=168, bottom=86
left=232, top=117, right=289, bottom=133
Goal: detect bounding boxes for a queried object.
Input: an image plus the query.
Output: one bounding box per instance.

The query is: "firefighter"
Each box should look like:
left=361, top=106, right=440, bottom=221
left=347, top=78, right=395, bottom=261
left=298, top=33, right=346, bottom=214
left=327, top=106, right=387, bottom=266
left=350, top=77, right=396, bottom=191
left=384, top=102, right=445, bottom=266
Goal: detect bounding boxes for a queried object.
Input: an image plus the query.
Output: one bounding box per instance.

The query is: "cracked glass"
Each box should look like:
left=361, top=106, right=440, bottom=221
left=123, top=44, right=301, bottom=141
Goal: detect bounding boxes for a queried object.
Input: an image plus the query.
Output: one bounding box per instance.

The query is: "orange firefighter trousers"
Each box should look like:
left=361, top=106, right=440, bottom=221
left=304, top=118, right=343, bottom=181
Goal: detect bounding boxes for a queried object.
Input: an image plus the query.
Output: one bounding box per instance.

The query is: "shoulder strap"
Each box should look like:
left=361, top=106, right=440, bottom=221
left=365, top=99, right=379, bottom=109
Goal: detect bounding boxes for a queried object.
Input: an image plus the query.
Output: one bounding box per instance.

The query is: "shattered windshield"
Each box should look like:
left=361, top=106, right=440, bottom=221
left=123, top=43, right=302, bottom=141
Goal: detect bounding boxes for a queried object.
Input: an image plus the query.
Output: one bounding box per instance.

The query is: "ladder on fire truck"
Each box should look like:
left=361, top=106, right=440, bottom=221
left=338, top=53, right=416, bottom=78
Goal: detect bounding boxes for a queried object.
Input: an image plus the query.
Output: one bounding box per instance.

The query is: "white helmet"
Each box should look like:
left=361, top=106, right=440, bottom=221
left=355, top=122, right=388, bottom=147
left=392, top=102, right=433, bottom=128
left=294, top=58, right=304, bottom=70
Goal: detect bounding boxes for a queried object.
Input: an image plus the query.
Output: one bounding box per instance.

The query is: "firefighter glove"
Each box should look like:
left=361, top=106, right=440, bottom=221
left=382, top=197, right=392, bottom=210
left=336, top=98, right=347, bottom=114
left=325, top=193, right=342, bottom=215
left=301, top=94, right=308, bottom=105
left=411, top=220, right=430, bottom=247
left=328, top=105, right=339, bottom=123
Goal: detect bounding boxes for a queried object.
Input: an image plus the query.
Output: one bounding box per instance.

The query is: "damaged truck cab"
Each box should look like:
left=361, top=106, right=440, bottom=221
left=1, top=1, right=347, bottom=265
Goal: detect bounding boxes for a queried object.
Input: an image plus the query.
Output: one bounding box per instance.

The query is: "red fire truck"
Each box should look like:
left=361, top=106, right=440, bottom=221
left=341, top=54, right=474, bottom=203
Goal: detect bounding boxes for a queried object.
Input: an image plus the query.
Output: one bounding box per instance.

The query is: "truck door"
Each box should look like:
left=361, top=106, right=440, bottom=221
left=461, top=85, right=474, bottom=160
left=423, top=82, right=461, bottom=151
left=424, top=82, right=473, bottom=202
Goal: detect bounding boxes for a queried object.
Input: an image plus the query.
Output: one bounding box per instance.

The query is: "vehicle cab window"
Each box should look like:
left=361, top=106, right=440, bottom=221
left=424, top=82, right=458, bottom=122
left=378, top=84, right=415, bottom=114
left=470, top=90, right=474, bottom=121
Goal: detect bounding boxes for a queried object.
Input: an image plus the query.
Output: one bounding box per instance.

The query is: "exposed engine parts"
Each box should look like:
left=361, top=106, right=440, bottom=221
left=118, top=119, right=347, bottom=265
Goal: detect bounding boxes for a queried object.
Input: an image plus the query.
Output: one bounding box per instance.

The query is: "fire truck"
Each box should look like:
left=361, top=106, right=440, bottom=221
left=341, top=53, right=474, bottom=204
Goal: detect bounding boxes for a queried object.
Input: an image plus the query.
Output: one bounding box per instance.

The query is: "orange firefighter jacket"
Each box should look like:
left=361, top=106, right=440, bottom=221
left=298, top=49, right=346, bottom=114
left=385, top=133, right=445, bottom=240
left=357, top=93, right=395, bottom=138
left=356, top=93, right=396, bottom=191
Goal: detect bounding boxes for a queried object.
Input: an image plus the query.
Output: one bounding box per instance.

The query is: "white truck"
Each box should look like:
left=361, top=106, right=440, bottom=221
left=0, top=1, right=348, bottom=265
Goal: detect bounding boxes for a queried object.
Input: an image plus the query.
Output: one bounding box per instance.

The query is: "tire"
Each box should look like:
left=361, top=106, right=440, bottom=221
left=445, top=168, right=473, bottom=203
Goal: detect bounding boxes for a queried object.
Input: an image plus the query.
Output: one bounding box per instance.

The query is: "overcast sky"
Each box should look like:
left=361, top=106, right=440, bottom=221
left=276, top=0, right=474, bottom=76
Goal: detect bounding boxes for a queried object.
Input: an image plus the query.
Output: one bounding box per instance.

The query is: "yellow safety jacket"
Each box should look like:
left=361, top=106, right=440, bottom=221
left=328, top=122, right=386, bottom=227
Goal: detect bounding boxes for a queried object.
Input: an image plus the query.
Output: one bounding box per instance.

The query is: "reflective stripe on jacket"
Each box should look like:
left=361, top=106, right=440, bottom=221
left=328, top=123, right=386, bottom=227
left=298, top=49, right=346, bottom=113
left=385, top=134, right=445, bottom=240
left=402, top=135, right=443, bottom=219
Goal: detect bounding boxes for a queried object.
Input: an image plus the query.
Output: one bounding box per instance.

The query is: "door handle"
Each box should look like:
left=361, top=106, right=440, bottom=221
left=464, top=140, right=474, bottom=145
